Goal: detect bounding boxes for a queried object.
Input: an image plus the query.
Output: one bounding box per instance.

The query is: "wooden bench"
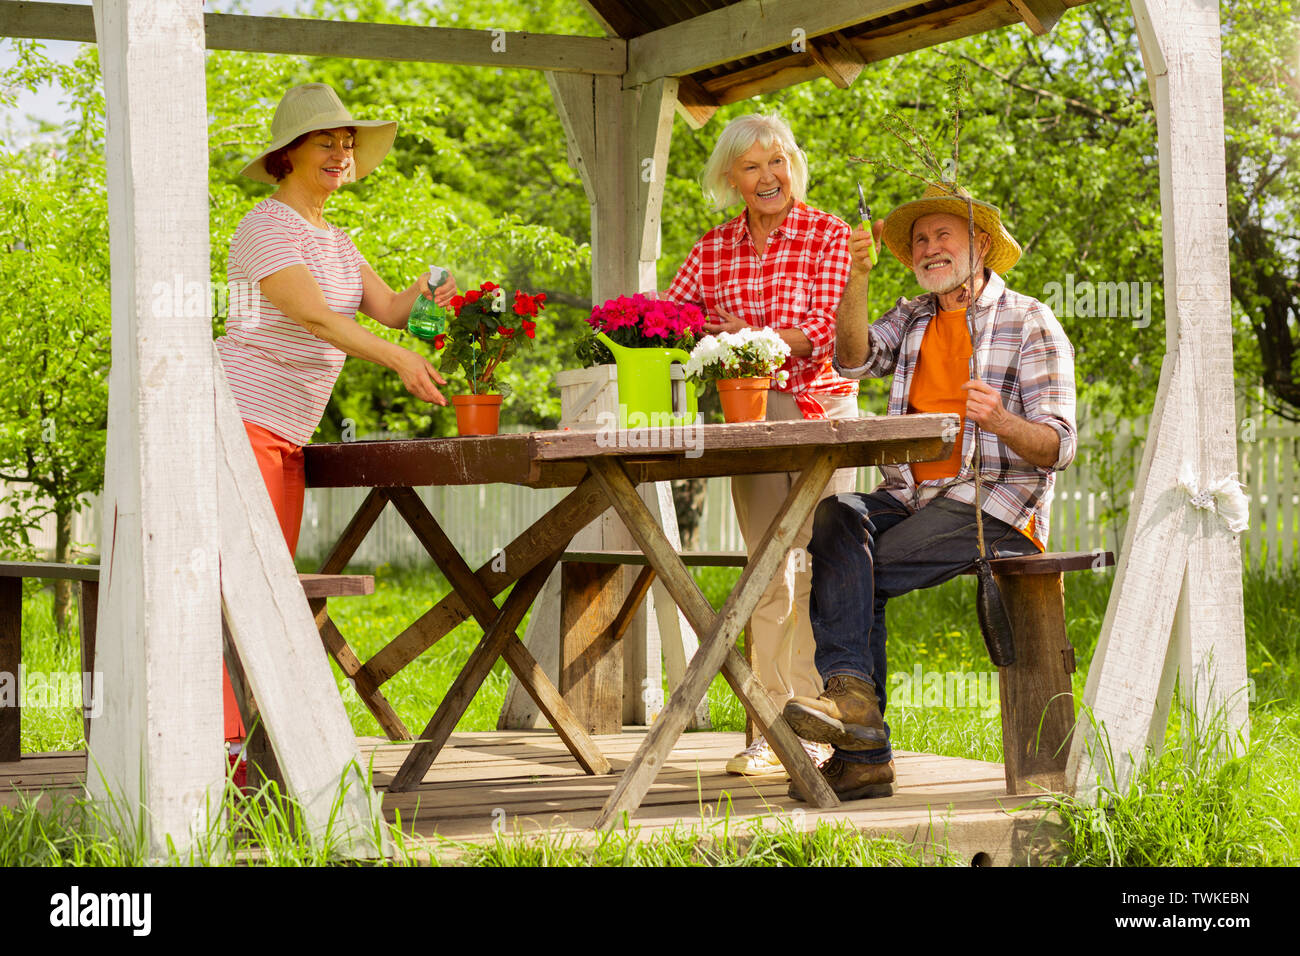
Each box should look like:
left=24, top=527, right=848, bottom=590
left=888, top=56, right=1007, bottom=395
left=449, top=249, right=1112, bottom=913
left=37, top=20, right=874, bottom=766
left=967, top=550, right=1115, bottom=794
left=0, top=562, right=375, bottom=763
left=558, top=548, right=1115, bottom=795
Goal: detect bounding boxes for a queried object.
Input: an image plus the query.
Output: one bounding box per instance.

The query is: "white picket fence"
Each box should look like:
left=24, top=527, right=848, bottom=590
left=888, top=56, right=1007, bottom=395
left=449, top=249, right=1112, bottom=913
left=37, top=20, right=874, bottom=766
left=9, top=412, right=1300, bottom=573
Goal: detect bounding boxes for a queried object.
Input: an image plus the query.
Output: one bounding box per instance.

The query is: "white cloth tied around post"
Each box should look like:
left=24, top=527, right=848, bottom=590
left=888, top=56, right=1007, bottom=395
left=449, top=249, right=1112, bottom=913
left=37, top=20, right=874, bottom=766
left=1177, top=462, right=1250, bottom=534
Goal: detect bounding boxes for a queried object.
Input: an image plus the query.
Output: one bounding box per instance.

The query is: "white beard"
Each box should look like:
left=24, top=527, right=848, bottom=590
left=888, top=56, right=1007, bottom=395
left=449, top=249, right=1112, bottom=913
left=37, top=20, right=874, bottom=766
left=913, top=254, right=976, bottom=295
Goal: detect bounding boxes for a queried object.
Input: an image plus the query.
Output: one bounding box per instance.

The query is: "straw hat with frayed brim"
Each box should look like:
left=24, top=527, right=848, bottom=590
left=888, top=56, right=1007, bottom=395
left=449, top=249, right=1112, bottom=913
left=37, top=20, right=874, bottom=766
left=240, top=83, right=397, bottom=186
left=882, top=184, right=1021, bottom=275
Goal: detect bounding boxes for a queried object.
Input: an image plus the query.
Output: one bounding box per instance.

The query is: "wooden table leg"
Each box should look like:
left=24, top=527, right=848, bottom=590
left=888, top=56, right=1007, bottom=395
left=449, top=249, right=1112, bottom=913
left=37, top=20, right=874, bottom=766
left=360, top=477, right=610, bottom=686
left=0, top=577, right=21, bottom=762
left=312, top=482, right=610, bottom=743
left=743, top=620, right=755, bottom=747
left=588, top=454, right=841, bottom=828
left=499, top=635, right=615, bottom=773
left=318, top=487, right=389, bottom=574
left=388, top=551, right=561, bottom=791
left=309, top=598, right=411, bottom=741
left=611, top=566, right=656, bottom=647
left=384, top=488, right=611, bottom=784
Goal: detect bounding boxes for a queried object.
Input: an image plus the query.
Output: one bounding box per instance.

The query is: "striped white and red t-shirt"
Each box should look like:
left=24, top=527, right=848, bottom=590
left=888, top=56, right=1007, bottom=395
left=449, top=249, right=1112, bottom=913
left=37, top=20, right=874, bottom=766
left=216, top=198, right=365, bottom=445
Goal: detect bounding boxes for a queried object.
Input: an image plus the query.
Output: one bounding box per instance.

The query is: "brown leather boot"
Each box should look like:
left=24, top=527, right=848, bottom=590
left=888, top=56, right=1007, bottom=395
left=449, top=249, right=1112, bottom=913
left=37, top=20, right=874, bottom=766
left=782, top=674, right=887, bottom=750
left=788, top=757, right=897, bottom=801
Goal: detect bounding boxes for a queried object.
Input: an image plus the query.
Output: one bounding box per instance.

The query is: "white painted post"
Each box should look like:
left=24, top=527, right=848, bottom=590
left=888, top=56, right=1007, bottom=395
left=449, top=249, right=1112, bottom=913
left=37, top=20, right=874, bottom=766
left=1069, top=0, right=1248, bottom=798
left=1149, top=0, right=1249, bottom=757
left=88, top=0, right=223, bottom=856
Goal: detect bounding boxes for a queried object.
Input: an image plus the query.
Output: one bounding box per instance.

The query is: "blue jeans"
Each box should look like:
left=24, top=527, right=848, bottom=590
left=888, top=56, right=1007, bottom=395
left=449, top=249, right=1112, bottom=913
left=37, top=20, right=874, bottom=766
left=807, top=491, right=1040, bottom=765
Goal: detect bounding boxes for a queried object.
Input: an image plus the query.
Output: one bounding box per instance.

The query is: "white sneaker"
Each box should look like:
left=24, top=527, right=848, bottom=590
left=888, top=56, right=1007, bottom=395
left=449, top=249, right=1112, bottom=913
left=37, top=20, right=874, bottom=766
left=725, top=736, right=783, bottom=776
left=801, top=737, right=833, bottom=768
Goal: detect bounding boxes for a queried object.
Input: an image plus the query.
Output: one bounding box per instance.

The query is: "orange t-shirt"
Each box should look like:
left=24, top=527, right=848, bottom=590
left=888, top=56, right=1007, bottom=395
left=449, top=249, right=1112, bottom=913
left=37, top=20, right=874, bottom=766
left=907, top=307, right=1043, bottom=550
left=907, top=308, right=972, bottom=481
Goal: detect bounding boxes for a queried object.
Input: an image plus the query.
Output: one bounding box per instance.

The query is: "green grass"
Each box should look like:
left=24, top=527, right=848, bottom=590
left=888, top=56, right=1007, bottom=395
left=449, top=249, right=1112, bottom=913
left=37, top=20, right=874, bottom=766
left=0, top=777, right=942, bottom=867
left=452, top=816, right=942, bottom=866
left=8, top=561, right=1300, bottom=865
left=12, top=584, right=86, bottom=754
left=0, top=770, right=437, bottom=867
left=1043, top=706, right=1300, bottom=866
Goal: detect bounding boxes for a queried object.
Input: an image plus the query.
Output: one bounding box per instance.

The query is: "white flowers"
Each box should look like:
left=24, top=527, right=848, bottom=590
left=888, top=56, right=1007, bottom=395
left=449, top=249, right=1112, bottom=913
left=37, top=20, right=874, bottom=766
left=684, top=326, right=792, bottom=383
left=491, top=287, right=506, bottom=313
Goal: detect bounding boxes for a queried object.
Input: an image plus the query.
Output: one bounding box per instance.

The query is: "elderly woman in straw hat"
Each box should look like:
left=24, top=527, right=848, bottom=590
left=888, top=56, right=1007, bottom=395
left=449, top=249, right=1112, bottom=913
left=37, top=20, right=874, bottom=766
left=781, top=183, right=1076, bottom=801
left=664, top=113, right=859, bottom=777
left=214, top=83, right=457, bottom=764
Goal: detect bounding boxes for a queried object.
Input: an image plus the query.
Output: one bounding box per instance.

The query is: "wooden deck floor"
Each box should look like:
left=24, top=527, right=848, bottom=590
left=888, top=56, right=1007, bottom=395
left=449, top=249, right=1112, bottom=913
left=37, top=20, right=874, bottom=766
left=1, top=730, right=1068, bottom=865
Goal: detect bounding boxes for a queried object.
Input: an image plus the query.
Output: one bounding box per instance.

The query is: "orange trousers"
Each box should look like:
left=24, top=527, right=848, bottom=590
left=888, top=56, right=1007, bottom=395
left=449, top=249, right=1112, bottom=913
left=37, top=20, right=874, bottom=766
left=223, top=421, right=306, bottom=740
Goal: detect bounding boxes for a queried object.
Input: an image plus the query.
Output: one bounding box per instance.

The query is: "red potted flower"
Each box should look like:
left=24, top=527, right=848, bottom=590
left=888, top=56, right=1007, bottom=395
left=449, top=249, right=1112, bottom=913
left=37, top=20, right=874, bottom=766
left=433, top=280, right=545, bottom=435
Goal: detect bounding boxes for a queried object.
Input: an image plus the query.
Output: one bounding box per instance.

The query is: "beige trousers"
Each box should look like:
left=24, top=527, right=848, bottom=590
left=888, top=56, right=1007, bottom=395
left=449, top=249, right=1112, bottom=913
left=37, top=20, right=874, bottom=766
left=730, top=390, right=860, bottom=711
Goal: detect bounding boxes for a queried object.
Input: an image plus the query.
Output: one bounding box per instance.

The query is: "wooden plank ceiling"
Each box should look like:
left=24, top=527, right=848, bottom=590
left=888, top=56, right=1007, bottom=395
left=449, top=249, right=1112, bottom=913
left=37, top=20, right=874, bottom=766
left=583, top=0, right=1092, bottom=124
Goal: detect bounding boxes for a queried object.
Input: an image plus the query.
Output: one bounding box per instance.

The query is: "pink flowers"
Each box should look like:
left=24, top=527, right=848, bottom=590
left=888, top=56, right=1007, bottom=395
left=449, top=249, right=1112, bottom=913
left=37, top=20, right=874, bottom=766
left=587, top=294, right=705, bottom=348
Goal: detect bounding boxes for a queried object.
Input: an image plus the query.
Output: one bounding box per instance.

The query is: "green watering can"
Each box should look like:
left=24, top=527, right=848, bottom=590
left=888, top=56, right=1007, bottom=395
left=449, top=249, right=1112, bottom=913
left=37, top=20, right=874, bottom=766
left=596, top=332, right=698, bottom=429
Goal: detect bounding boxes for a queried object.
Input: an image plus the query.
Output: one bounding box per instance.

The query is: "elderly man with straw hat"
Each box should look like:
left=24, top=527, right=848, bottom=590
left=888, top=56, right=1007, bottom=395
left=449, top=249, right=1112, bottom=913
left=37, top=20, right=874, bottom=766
left=781, top=184, right=1077, bottom=800
left=215, top=83, right=457, bottom=782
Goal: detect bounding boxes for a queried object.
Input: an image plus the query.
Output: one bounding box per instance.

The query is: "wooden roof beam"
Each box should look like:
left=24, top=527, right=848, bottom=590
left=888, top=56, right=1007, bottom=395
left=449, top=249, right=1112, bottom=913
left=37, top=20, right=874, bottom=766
left=700, top=0, right=1020, bottom=106
left=807, top=31, right=866, bottom=89
left=0, top=2, right=626, bottom=74
left=624, top=0, right=916, bottom=87
left=1007, top=0, right=1069, bottom=35
left=674, top=75, right=720, bottom=129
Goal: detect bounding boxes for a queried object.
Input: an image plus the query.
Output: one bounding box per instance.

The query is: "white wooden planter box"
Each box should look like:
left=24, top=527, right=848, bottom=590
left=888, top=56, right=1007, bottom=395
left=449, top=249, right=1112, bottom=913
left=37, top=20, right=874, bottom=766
left=556, top=363, right=691, bottom=430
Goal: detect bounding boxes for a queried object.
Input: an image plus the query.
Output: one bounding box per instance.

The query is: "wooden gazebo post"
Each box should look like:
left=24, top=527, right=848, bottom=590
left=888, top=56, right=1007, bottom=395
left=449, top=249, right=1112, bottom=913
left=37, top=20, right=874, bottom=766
left=500, top=72, right=708, bottom=732
left=87, top=0, right=387, bottom=859
left=87, top=0, right=224, bottom=855
left=1067, top=0, right=1249, bottom=797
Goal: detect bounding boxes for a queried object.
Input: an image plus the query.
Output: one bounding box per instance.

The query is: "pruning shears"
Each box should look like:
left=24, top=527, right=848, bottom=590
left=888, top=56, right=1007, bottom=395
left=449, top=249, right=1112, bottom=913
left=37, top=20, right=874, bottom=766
left=857, top=182, right=878, bottom=266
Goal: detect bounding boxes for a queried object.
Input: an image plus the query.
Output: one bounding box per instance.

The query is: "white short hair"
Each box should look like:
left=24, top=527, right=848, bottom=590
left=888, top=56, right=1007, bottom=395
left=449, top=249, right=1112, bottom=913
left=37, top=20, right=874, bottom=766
left=700, top=114, right=809, bottom=212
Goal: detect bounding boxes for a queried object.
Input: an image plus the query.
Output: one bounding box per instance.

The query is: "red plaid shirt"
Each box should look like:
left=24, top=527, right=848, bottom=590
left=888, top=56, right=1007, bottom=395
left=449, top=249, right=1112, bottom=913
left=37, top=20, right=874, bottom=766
left=666, top=202, right=857, bottom=418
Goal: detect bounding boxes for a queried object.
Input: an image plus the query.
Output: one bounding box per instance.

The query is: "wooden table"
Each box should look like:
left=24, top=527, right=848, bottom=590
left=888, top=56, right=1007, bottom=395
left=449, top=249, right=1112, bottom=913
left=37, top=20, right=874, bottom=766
left=304, top=414, right=957, bottom=821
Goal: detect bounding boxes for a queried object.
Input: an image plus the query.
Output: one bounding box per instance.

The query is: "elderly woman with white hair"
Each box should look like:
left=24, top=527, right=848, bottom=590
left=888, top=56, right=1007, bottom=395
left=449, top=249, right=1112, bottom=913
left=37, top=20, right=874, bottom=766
left=666, top=113, right=859, bottom=776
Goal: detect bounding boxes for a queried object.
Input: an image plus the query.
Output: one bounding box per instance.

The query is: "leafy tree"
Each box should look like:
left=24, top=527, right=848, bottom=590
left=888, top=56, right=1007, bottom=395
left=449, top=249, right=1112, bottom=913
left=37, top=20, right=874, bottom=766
left=1222, top=0, right=1300, bottom=421
left=0, top=42, right=109, bottom=629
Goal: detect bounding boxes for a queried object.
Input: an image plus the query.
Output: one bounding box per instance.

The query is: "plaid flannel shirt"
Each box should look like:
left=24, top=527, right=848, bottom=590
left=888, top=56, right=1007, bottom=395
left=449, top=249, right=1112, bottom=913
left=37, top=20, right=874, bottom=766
left=835, top=270, right=1077, bottom=546
left=667, top=202, right=857, bottom=418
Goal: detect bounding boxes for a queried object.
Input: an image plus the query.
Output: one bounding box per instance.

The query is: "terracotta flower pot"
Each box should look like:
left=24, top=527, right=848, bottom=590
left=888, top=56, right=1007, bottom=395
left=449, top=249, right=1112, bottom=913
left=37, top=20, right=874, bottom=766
left=716, top=377, right=770, bottom=423
left=450, top=393, right=503, bottom=436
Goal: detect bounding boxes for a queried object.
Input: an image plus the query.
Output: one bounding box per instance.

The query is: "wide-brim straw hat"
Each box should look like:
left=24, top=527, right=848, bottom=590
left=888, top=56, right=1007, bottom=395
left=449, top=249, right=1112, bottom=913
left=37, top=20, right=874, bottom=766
left=240, top=83, right=397, bottom=185
left=882, top=183, right=1021, bottom=275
